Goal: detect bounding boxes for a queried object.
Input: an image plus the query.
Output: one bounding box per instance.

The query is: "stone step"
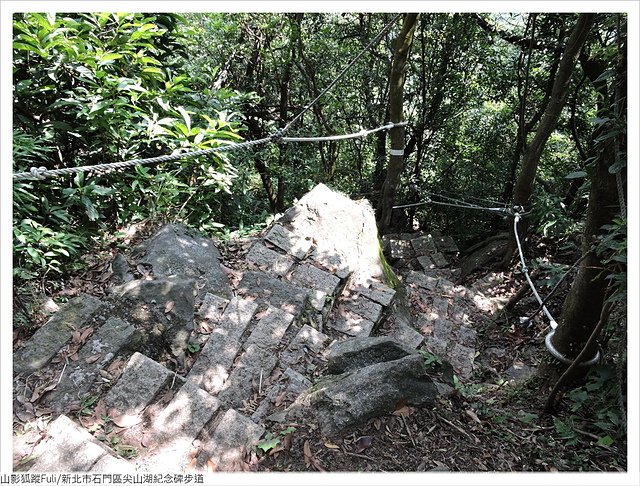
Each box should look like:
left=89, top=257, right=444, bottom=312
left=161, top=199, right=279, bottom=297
left=187, top=297, right=259, bottom=394
left=211, top=296, right=259, bottom=342
left=237, top=270, right=325, bottom=315
left=242, top=306, right=295, bottom=353
left=289, top=263, right=341, bottom=297
left=104, top=352, right=173, bottom=417
left=216, top=344, right=278, bottom=409
left=434, top=234, right=459, bottom=254
left=138, top=382, right=221, bottom=473
left=246, top=241, right=295, bottom=276
left=388, top=239, right=414, bottom=259
left=44, top=317, right=136, bottom=411
left=251, top=367, right=311, bottom=422
left=28, top=415, right=133, bottom=472
left=351, top=282, right=396, bottom=307
left=388, top=322, right=424, bottom=349
left=411, top=235, right=437, bottom=256
left=197, top=293, right=230, bottom=324
left=280, top=324, right=331, bottom=375
left=14, top=294, right=104, bottom=375
left=201, top=409, right=265, bottom=471
left=264, top=224, right=312, bottom=260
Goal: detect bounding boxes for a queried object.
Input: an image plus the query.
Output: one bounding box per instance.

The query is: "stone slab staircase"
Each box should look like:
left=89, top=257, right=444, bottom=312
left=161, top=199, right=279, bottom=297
left=14, top=185, right=502, bottom=473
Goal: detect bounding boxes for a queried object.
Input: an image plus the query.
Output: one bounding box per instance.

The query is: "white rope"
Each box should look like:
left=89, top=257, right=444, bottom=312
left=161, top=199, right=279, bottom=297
left=513, top=212, right=600, bottom=367
left=513, top=213, right=558, bottom=328
left=282, top=122, right=405, bottom=143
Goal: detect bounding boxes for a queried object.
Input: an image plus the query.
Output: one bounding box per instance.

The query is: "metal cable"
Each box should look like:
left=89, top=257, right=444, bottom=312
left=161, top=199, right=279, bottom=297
left=282, top=13, right=403, bottom=133
left=13, top=136, right=272, bottom=181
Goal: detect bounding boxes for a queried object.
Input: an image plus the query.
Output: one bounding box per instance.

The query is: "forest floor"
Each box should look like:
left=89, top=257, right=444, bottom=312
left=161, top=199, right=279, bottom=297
left=12, top=220, right=627, bottom=473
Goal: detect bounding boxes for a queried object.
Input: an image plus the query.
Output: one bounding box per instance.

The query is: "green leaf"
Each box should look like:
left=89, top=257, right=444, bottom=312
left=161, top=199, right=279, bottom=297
left=565, top=171, right=587, bottom=179
left=256, top=436, right=280, bottom=452
left=596, top=435, right=614, bottom=447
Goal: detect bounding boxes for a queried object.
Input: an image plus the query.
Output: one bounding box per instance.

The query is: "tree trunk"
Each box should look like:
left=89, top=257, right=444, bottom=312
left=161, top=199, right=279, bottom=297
left=501, top=13, right=596, bottom=266
left=377, top=13, right=419, bottom=231
left=549, top=19, right=626, bottom=368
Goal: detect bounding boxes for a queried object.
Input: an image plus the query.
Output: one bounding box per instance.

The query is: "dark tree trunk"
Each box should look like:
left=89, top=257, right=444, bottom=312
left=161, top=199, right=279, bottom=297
left=377, top=13, right=419, bottom=231
left=502, top=13, right=596, bottom=266
left=549, top=19, right=626, bottom=368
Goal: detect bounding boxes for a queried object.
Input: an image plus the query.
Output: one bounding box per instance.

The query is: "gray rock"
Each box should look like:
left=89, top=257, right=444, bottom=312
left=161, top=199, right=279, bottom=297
left=111, top=253, right=134, bottom=284
left=280, top=324, right=331, bottom=373
left=14, top=294, right=104, bottom=375
left=410, top=235, right=437, bottom=256
left=431, top=297, right=450, bottom=319
left=251, top=367, right=312, bottom=422
left=212, top=297, right=258, bottom=342
left=150, top=382, right=220, bottom=444
left=448, top=343, right=476, bottom=380
left=44, top=317, right=136, bottom=410
left=434, top=235, right=459, bottom=254
left=198, top=293, right=229, bottom=323
left=203, top=409, right=264, bottom=471
left=110, top=278, right=196, bottom=328
left=405, top=271, right=439, bottom=291
left=280, top=184, right=385, bottom=285
left=104, top=352, right=172, bottom=416
left=294, top=354, right=437, bottom=438
left=216, top=345, right=278, bottom=409
left=417, top=255, right=436, bottom=270
left=187, top=333, right=241, bottom=394
left=352, top=283, right=396, bottom=307
left=330, top=311, right=375, bottom=337
left=423, top=335, right=449, bottom=357
left=264, top=224, right=312, bottom=259
left=242, top=306, right=294, bottom=352
left=505, top=362, right=536, bottom=382
left=343, top=296, right=383, bottom=323
left=326, top=336, right=413, bottom=374
left=456, top=326, right=478, bottom=347
left=388, top=323, right=424, bottom=349
left=431, top=252, right=449, bottom=268
left=389, top=239, right=414, bottom=259
left=237, top=271, right=314, bottom=316
left=290, top=263, right=341, bottom=296
left=138, top=223, right=232, bottom=300
left=29, top=415, right=119, bottom=472
left=246, top=242, right=295, bottom=276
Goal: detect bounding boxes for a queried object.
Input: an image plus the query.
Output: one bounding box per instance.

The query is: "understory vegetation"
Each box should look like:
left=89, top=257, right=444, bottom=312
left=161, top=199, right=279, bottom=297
left=12, top=11, right=628, bottom=472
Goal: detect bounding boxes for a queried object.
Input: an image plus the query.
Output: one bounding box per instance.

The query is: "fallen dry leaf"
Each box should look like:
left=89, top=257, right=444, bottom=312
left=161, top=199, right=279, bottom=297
left=206, top=459, right=218, bottom=472
left=392, top=405, right=416, bottom=417
left=164, top=301, right=175, bottom=314
left=354, top=436, right=374, bottom=454
left=324, top=442, right=340, bottom=449
left=465, top=409, right=482, bottom=424
left=109, top=412, right=143, bottom=428
left=85, top=354, right=102, bottom=364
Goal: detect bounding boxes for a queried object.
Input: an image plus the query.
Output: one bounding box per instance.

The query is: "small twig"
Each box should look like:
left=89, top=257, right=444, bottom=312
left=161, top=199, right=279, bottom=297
left=170, top=371, right=177, bottom=389
left=400, top=415, right=416, bottom=447
left=341, top=449, right=377, bottom=462
left=259, top=368, right=263, bottom=395
left=436, top=414, right=473, bottom=441
left=56, top=362, right=68, bottom=386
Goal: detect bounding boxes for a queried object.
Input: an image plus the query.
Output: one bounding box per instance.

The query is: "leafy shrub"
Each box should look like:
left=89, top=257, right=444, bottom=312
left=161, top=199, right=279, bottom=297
left=13, top=12, right=248, bottom=280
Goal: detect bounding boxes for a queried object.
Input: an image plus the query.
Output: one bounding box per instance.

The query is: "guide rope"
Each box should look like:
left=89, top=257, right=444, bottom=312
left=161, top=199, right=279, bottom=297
left=13, top=123, right=405, bottom=181
left=394, top=190, right=602, bottom=367
left=282, top=13, right=403, bottom=133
